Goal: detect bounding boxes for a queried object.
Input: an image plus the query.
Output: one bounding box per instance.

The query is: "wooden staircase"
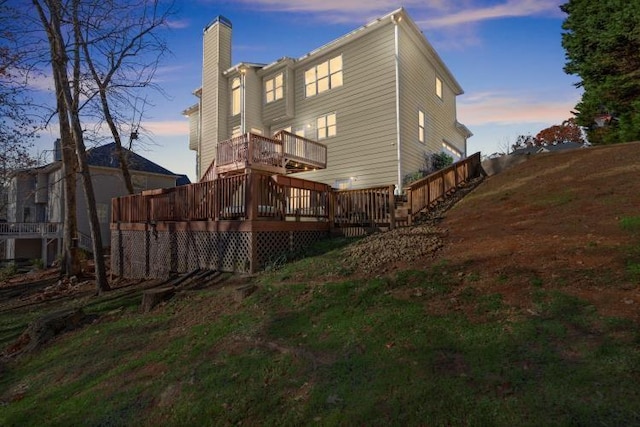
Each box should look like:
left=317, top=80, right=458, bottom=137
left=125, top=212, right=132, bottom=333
left=392, top=152, right=484, bottom=227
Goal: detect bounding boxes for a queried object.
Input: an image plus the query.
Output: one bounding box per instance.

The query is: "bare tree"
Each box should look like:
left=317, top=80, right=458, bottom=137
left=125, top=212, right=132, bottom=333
left=0, top=1, right=41, bottom=218
left=76, top=0, right=174, bottom=194
left=33, top=0, right=110, bottom=293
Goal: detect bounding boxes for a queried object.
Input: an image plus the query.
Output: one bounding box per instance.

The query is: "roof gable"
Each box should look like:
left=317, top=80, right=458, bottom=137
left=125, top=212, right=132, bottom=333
left=86, top=143, right=181, bottom=178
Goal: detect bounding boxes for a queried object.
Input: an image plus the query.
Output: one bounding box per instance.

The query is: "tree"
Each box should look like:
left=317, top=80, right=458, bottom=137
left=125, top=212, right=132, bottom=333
left=561, top=1, right=640, bottom=144
left=33, top=0, right=110, bottom=293
left=511, top=134, right=537, bottom=151
left=76, top=0, right=173, bottom=195
left=0, top=1, right=41, bottom=187
left=535, top=118, right=585, bottom=146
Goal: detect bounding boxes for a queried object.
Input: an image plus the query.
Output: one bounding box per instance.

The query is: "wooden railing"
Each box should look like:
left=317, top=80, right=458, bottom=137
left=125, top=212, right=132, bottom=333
left=112, top=154, right=482, bottom=228
left=273, top=130, right=328, bottom=169
left=403, top=152, right=483, bottom=224
left=200, top=132, right=328, bottom=182
left=333, top=185, right=396, bottom=229
left=112, top=172, right=333, bottom=223
left=0, top=222, right=62, bottom=236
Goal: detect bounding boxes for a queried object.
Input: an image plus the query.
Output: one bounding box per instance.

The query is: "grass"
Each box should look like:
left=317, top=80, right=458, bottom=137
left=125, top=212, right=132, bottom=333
left=2, top=250, right=640, bottom=426
left=3, top=154, right=640, bottom=425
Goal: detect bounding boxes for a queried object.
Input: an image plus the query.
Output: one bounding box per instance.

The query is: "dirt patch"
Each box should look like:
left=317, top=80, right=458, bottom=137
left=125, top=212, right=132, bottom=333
left=437, top=143, right=640, bottom=321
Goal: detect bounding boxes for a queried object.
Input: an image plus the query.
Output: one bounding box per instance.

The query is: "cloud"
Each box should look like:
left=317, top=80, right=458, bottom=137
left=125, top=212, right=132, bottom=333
left=422, top=0, right=562, bottom=28
left=143, top=120, right=188, bottom=137
left=458, top=91, right=580, bottom=126
left=165, top=18, right=190, bottom=29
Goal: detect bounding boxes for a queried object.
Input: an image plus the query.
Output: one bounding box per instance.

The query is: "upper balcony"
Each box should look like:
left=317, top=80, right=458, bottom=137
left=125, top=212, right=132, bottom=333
left=201, top=131, right=327, bottom=181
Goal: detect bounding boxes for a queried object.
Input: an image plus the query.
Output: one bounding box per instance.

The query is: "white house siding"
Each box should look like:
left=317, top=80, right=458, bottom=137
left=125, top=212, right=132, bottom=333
left=200, top=20, right=232, bottom=180
left=75, top=167, right=177, bottom=248
left=294, top=21, right=398, bottom=190
left=188, top=110, right=200, bottom=151
left=244, top=68, right=264, bottom=135
left=47, top=168, right=64, bottom=223
left=397, top=23, right=466, bottom=183
left=262, top=65, right=294, bottom=127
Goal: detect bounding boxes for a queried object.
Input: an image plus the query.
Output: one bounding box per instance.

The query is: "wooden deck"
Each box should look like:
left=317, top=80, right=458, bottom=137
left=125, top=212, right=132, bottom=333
left=111, top=153, right=483, bottom=278
left=201, top=131, right=327, bottom=181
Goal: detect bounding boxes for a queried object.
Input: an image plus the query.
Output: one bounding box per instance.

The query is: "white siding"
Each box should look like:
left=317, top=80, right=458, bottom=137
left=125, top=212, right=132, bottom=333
left=397, top=24, right=466, bottom=183
left=200, top=21, right=231, bottom=179
left=294, top=22, right=398, bottom=189
left=188, top=110, right=200, bottom=151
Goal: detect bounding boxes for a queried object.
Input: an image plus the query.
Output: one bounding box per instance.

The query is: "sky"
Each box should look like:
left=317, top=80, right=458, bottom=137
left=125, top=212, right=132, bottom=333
left=33, top=0, right=583, bottom=182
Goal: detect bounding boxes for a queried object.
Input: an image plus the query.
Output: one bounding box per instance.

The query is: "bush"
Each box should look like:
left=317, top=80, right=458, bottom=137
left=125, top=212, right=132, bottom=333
left=403, top=152, right=456, bottom=186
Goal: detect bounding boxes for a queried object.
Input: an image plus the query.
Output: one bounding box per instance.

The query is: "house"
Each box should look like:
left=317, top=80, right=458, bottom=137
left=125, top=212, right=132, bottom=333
left=184, top=8, right=471, bottom=193
left=511, top=141, right=586, bottom=156
left=2, top=141, right=189, bottom=265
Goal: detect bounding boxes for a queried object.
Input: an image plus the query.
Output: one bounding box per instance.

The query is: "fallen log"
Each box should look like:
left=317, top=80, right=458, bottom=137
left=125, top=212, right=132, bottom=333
left=140, top=286, right=175, bottom=313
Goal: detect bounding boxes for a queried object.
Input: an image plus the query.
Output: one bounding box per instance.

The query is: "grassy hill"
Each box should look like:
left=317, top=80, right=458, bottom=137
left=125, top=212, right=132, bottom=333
left=1, top=143, right=639, bottom=426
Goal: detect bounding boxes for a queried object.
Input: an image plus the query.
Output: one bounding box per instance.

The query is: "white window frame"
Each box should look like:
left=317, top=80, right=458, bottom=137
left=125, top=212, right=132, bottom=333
left=418, top=110, right=426, bottom=144
left=305, top=55, right=343, bottom=98
left=334, top=178, right=352, bottom=190
left=317, top=112, right=337, bottom=140
left=442, top=141, right=462, bottom=159
left=231, top=77, right=241, bottom=116
left=435, top=76, right=443, bottom=100
left=265, top=73, right=284, bottom=103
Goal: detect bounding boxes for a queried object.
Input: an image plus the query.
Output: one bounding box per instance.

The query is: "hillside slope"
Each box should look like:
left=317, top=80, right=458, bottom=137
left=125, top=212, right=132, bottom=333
left=440, top=142, right=640, bottom=320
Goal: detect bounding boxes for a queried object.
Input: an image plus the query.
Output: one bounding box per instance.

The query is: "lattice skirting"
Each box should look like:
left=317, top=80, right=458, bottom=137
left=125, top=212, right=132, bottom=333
left=111, top=229, right=329, bottom=279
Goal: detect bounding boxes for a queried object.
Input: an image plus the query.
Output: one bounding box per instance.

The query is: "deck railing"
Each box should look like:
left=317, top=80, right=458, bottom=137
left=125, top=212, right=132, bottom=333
left=112, top=172, right=334, bottom=224
left=112, top=153, right=482, bottom=228
left=403, top=152, right=483, bottom=224
left=200, top=132, right=328, bottom=182
left=273, top=130, right=328, bottom=169
left=0, top=222, right=62, bottom=236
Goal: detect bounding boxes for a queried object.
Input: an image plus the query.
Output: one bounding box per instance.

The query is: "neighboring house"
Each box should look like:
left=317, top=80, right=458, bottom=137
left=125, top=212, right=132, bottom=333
left=511, top=141, right=586, bottom=156
left=184, top=8, right=471, bottom=192
left=3, top=141, right=189, bottom=264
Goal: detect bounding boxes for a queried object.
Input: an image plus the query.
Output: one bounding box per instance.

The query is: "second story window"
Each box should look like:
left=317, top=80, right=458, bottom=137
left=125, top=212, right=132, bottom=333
left=305, top=55, right=343, bottom=98
left=435, top=76, right=443, bottom=99
left=265, top=73, right=283, bottom=103
left=418, top=110, right=426, bottom=143
left=317, top=112, right=336, bottom=140
left=231, top=77, right=241, bottom=116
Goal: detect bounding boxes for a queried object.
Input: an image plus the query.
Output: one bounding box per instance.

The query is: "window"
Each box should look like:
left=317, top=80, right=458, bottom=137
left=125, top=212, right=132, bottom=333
left=265, top=73, right=283, bottom=103
left=435, top=76, right=443, bottom=99
left=305, top=55, right=343, bottom=97
left=334, top=178, right=352, bottom=190
left=23, top=206, right=32, bottom=223
left=231, top=77, right=241, bottom=116
left=442, top=141, right=462, bottom=159
left=97, top=203, right=109, bottom=224
left=317, top=113, right=336, bottom=140
left=418, top=110, right=426, bottom=143
left=132, top=175, right=147, bottom=193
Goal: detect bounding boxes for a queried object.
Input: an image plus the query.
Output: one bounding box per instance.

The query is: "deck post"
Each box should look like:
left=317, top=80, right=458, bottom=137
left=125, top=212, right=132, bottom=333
left=388, top=185, right=396, bottom=230
left=246, top=170, right=259, bottom=220
left=328, top=189, right=336, bottom=233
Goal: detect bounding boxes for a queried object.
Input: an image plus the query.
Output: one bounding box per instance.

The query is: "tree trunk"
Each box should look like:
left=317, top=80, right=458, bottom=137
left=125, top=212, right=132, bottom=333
left=98, top=87, right=135, bottom=194
left=35, top=0, right=81, bottom=277
left=34, top=0, right=110, bottom=293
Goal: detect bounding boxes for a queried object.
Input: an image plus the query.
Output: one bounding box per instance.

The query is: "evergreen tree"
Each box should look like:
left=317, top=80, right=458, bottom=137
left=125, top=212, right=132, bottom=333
left=561, top=1, right=640, bottom=144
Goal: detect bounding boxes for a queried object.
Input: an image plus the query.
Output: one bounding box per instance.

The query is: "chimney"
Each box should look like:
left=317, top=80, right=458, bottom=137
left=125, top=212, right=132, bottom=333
left=200, top=16, right=232, bottom=180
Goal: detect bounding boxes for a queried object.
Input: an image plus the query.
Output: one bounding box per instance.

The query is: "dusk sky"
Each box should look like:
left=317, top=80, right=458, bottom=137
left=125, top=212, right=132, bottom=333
left=34, top=0, right=582, bottom=182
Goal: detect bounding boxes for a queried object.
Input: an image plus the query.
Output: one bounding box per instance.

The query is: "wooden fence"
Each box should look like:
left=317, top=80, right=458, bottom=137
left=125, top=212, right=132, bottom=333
left=403, top=152, right=483, bottom=224
left=113, top=152, right=482, bottom=229
left=112, top=173, right=396, bottom=229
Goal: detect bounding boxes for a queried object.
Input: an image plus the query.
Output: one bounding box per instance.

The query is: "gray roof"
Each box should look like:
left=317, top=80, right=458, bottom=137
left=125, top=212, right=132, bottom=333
left=86, top=143, right=190, bottom=185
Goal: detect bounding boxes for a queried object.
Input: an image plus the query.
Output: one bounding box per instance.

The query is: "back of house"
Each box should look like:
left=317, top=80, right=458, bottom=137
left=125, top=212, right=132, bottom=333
left=184, top=8, right=471, bottom=192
